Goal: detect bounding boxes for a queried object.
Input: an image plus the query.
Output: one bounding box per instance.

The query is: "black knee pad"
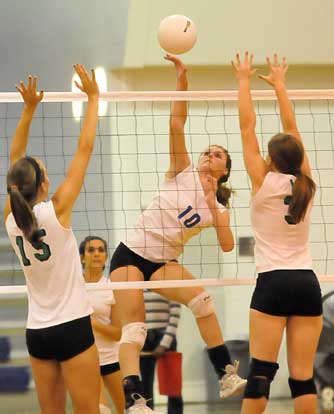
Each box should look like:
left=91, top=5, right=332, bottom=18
left=244, top=358, right=279, bottom=399
left=288, top=377, right=317, bottom=398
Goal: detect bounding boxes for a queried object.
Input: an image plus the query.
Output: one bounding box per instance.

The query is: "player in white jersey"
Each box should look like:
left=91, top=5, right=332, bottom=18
left=232, top=52, right=322, bottom=414
left=4, top=66, right=101, bottom=414
left=79, top=236, right=125, bottom=414
left=109, top=55, right=246, bottom=414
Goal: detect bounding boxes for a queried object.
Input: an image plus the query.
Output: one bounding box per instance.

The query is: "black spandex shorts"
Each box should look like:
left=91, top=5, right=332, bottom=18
left=26, top=315, right=95, bottom=362
left=250, top=269, right=323, bottom=317
left=109, top=242, right=173, bottom=281
left=100, top=361, right=120, bottom=376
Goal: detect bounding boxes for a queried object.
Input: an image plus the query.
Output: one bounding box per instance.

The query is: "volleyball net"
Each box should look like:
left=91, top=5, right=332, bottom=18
left=0, top=89, right=334, bottom=292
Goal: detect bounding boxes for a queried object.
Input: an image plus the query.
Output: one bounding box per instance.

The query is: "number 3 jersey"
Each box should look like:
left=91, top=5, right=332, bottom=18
left=250, top=171, right=313, bottom=273
left=6, top=200, right=93, bottom=329
left=124, top=164, right=226, bottom=262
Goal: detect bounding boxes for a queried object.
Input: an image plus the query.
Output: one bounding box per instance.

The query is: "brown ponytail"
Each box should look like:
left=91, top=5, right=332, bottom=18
left=288, top=174, right=316, bottom=224
left=7, top=157, right=44, bottom=245
left=268, top=133, right=316, bottom=224
left=216, top=179, right=232, bottom=208
left=215, top=146, right=233, bottom=207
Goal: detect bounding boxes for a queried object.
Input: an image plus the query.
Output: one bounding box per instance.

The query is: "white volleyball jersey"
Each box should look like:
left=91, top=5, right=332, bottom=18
left=6, top=200, right=93, bottom=329
left=124, top=164, right=226, bottom=262
left=250, top=172, right=313, bottom=273
left=87, top=277, right=119, bottom=366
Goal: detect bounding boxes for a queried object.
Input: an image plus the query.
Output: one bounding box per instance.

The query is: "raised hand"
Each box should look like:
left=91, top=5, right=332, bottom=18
left=164, top=54, right=187, bottom=80
left=259, top=54, right=288, bottom=87
left=231, top=51, right=258, bottom=81
left=73, top=64, right=99, bottom=99
left=202, top=174, right=218, bottom=209
left=15, top=76, right=44, bottom=108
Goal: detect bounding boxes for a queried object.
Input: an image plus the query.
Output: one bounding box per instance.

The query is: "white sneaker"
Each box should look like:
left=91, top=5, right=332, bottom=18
left=99, top=403, right=111, bottom=414
left=127, top=394, right=160, bottom=414
left=322, top=387, right=334, bottom=413
left=219, top=360, right=247, bottom=399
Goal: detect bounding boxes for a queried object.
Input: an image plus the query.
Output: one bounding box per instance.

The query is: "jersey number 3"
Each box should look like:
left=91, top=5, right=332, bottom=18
left=15, top=229, right=51, bottom=266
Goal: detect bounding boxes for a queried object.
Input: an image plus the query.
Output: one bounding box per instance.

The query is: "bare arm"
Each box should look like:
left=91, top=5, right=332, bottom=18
left=259, top=54, right=311, bottom=176
left=165, top=54, right=191, bottom=179
left=52, top=64, right=99, bottom=227
left=231, top=52, right=267, bottom=193
left=91, top=319, right=122, bottom=341
left=202, top=175, right=234, bottom=252
left=4, top=77, right=43, bottom=222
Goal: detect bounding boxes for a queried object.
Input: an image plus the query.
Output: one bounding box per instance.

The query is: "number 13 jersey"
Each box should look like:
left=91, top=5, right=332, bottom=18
left=124, top=164, right=226, bottom=262
left=250, top=172, right=313, bottom=273
left=6, top=200, right=93, bottom=329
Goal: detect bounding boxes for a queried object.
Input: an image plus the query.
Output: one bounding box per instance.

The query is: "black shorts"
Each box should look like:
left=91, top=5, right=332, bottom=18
left=109, top=242, right=169, bottom=281
left=250, top=269, right=323, bottom=317
left=26, top=315, right=95, bottom=362
left=100, top=361, right=120, bottom=376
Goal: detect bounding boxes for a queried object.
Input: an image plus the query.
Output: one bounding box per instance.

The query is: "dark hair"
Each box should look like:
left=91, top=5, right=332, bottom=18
left=79, top=236, right=108, bottom=256
left=79, top=236, right=108, bottom=270
left=206, top=145, right=233, bottom=208
left=268, top=133, right=316, bottom=223
left=7, top=156, right=44, bottom=245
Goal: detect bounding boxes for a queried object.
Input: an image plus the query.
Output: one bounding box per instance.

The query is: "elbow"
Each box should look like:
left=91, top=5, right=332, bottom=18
left=222, top=244, right=234, bottom=253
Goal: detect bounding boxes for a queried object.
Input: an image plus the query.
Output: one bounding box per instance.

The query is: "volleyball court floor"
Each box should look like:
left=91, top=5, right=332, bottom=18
left=0, top=391, right=323, bottom=414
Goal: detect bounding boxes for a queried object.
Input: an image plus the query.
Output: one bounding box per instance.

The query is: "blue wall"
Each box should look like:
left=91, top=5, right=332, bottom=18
left=0, top=0, right=129, bottom=91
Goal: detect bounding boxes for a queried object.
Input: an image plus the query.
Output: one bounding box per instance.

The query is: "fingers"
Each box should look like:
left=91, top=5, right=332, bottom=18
left=91, top=68, right=96, bottom=82
left=74, top=80, right=83, bottom=92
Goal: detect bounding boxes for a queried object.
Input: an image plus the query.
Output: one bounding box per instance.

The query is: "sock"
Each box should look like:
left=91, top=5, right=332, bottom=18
left=123, top=375, right=144, bottom=409
left=207, top=344, right=232, bottom=379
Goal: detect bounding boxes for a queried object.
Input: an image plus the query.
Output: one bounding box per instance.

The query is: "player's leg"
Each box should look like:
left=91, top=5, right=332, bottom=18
left=151, top=261, right=246, bottom=398
left=110, top=265, right=148, bottom=410
left=241, top=309, right=286, bottom=414
left=30, top=356, right=67, bottom=414
left=286, top=315, right=322, bottom=414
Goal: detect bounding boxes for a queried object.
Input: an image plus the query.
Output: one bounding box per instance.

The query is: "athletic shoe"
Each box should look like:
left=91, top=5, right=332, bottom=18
left=127, top=394, right=159, bottom=414
left=322, top=387, right=334, bottom=413
left=219, top=360, right=247, bottom=399
left=99, top=403, right=111, bottom=414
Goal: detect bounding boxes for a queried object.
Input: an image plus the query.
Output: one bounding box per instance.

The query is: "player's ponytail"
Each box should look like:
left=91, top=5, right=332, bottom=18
left=268, top=133, right=316, bottom=224
left=216, top=146, right=233, bottom=208
left=7, top=157, right=44, bottom=245
left=288, top=173, right=316, bottom=224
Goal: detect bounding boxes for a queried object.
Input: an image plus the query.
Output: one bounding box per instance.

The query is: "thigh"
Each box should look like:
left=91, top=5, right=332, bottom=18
left=29, top=356, right=66, bottom=414
left=286, top=315, right=323, bottom=379
left=110, top=266, right=145, bottom=324
left=103, top=370, right=125, bottom=414
left=151, top=262, right=204, bottom=305
left=249, top=309, right=287, bottom=361
left=61, top=343, right=100, bottom=413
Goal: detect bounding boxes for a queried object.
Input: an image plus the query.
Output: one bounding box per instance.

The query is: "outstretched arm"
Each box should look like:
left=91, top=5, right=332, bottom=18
left=4, top=77, right=43, bottom=222
left=165, top=54, right=191, bottom=179
left=259, top=54, right=311, bottom=176
left=231, top=52, right=267, bottom=192
left=52, top=64, right=99, bottom=227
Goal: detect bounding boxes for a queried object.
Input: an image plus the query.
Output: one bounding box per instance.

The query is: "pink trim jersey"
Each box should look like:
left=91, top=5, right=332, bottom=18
left=6, top=200, right=93, bottom=329
left=124, top=165, right=226, bottom=262
left=88, top=277, right=119, bottom=366
left=250, top=172, right=313, bottom=273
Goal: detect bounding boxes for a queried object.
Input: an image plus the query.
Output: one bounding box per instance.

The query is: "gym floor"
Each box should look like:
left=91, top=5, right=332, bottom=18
left=0, top=392, right=324, bottom=414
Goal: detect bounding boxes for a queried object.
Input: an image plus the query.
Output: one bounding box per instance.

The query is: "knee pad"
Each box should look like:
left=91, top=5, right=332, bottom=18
left=288, top=377, right=317, bottom=398
left=120, top=322, right=147, bottom=348
left=244, top=358, right=279, bottom=399
left=188, top=292, right=215, bottom=318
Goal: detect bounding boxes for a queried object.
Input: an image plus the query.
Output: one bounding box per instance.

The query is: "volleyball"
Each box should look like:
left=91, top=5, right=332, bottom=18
left=158, top=15, right=197, bottom=55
